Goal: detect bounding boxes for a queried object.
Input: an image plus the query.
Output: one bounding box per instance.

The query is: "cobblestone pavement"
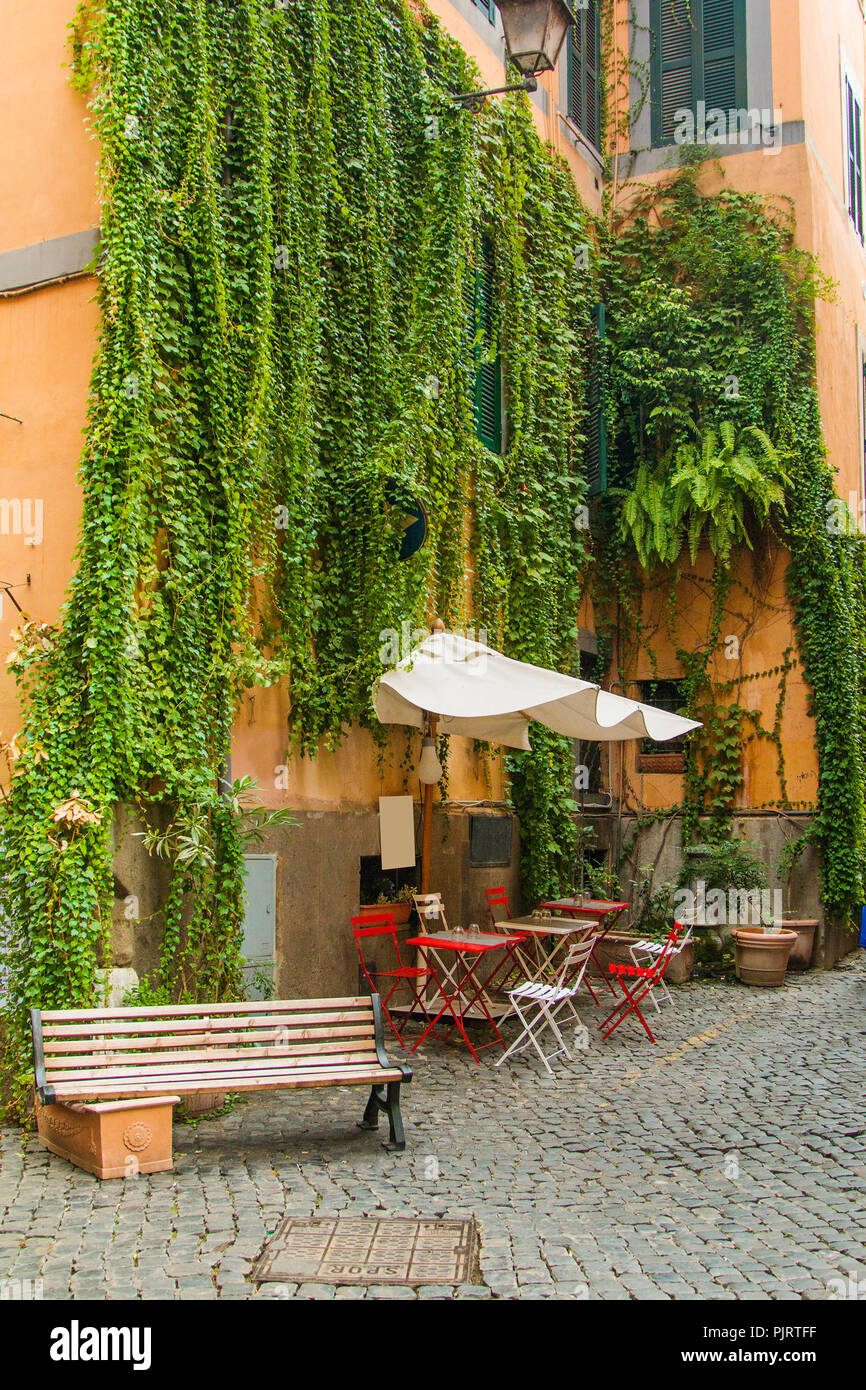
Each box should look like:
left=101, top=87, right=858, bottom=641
left=2, top=955, right=866, bottom=1301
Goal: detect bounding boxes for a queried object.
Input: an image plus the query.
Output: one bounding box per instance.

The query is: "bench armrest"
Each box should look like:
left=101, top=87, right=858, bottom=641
left=30, top=1008, right=55, bottom=1105
left=371, top=993, right=412, bottom=1083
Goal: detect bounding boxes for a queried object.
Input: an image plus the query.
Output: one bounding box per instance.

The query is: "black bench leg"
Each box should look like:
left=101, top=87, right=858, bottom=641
left=357, top=1083, right=406, bottom=1152
left=357, top=1085, right=384, bottom=1133
left=383, top=1081, right=405, bottom=1153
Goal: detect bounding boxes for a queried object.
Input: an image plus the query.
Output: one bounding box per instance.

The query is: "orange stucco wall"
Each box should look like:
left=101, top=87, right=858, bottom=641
left=0, top=0, right=99, bottom=254
left=611, top=542, right=818, bottom=815
left=2, top=0, right=864, bottom=828
left=0, top=0, right=100, bottom=752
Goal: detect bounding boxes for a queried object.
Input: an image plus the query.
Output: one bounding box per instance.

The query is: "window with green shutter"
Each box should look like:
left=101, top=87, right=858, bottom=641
left=470, top=0, right=496, bottom=21
left=845, top=74, right=864, bottom=240
left=650, top=0, right=747, bottom=148
left=567, top=0, right=602, bottom=152
left=470, top=237, right=503, bottom=454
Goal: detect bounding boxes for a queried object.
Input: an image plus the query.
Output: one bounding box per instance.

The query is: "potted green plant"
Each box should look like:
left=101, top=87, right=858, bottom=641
left=677, top=838, right=768, bottom=970
left=359, top=882, right=418, bottom=925
left=585, top=864, right=696, bottom=984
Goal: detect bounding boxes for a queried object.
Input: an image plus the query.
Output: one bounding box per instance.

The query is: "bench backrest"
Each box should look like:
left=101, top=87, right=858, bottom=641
left=32, top=995, right=387, bottom=1103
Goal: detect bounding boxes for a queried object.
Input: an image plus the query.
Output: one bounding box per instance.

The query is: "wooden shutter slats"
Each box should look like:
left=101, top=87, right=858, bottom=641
left=652, top=0, right=746, bottom=146
left=473, top=237, right=501, bottom=453
left=702, top=0, right=735, bottom=51
left=567, top=2, right=602, bottom=153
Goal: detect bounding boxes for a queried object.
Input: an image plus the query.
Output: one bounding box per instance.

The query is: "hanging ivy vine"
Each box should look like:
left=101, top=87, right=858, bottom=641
left=0, top=0, right=595, bottom=1101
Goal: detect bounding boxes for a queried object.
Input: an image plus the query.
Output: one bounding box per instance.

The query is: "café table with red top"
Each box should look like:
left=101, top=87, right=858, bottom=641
left=406, top=928, right=527, bottom=1064
left=538, top=898, right=631, bottom=922
left=537, top=899, right=631, bottom=1001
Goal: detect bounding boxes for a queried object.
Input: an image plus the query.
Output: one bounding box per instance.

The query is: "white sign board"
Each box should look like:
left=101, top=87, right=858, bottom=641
left=378, top=795, right=416, bottom=870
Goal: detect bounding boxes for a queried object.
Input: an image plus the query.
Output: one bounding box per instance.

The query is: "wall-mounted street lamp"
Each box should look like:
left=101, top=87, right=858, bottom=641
left=453, top=0, right=576, bottom=110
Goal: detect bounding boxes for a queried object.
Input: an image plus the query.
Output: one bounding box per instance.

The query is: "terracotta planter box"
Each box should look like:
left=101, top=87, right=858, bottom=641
left=777, top=919, right=818, bottom=971
left=360, top=902, right=412, bottom=925
left=732, top=928, right=797, bottom=987
left=36, top=1094, right=179, bottom=1180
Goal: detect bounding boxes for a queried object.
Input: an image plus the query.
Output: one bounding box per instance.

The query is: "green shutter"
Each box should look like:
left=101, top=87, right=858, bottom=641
left=586, top=303, right=607, bottom=497
left=470, top=0, right=496, bottom=21
left=651, top=0, right=697, bottom=146
left=567, top=1, right=602, bottom=152
left=473, top=238, right=502, bottom=454
left=847, top=78, right=864, bottom=239
left=651, top=0, right=746, bottom=148
left=701, top=0, right=746, bottom=115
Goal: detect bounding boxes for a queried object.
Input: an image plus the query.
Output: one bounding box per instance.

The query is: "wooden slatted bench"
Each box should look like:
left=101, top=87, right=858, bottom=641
left=31, top=993, right=411, bottom=1179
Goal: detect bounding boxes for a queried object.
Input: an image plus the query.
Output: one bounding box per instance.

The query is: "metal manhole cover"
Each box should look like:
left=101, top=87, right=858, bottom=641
left=252, top=1217, right=479, bottom=1286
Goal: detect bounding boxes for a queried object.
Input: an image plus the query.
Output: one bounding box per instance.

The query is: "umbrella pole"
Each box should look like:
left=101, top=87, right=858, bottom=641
left=420, top=714, right=438, bottom=893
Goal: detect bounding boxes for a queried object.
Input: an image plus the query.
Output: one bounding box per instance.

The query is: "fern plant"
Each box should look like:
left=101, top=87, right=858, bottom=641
left=619, top=419, right=788, bottom=569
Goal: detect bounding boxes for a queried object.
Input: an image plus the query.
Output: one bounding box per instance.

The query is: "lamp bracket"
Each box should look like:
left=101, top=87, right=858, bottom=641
left=451, top=75, right=538, bottom=112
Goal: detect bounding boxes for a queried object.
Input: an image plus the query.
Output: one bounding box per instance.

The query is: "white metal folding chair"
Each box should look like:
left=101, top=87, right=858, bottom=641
left=628, top=918, right=694, bottom=1011
left=412, top=892, right=449, bottom=932
left=494, top=937, right=596, bottom=1077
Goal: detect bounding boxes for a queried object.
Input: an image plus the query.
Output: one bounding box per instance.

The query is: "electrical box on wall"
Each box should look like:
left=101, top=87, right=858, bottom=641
left=241, top=854, right=276, bottom=1000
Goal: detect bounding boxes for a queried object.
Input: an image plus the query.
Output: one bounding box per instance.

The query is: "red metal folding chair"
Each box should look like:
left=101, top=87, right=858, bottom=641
left=484, top=886, right=511, bottom=928
left=351, top=912, right=435, bottom=1048
left=598, top=923, right=683, bottom=1045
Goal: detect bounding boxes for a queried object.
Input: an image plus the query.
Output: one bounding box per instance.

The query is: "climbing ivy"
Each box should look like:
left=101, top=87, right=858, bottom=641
left=0, top=0, right=594, bottom=1100
left=598, top=166, right=866, bottom=916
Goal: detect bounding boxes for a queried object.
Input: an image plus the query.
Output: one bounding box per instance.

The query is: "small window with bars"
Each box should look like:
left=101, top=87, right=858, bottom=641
left=468, top=236, right=503, bottom=454
left=574, top=648, right=608, bottom=803
left=650, top=0, right=747, bottom=148
left=639, top=679, right=689, bottom=756
left=845, top=72, right=864, bottom=240
left=567, top=0, right=602, bottom=152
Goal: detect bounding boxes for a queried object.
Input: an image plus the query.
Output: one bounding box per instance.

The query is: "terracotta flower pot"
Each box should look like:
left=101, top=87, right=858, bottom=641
left=778, top=919, right=818, bottom=971
left=732, top=928, right=797, bottom=986
left=360, top=901, right=412, bottom=925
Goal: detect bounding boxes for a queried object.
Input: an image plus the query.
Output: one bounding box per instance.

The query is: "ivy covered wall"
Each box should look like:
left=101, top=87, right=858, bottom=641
left=596, top=169, right=866, bottom=917
left=0, top=0, right=594, bottom=1090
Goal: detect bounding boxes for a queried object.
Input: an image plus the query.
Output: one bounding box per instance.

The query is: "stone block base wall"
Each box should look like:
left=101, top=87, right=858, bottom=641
left=581, top=811, right=857, bottom=971
left=107, top=801, right=858, bottom=997
left=109, top=802, right=521, bottom=999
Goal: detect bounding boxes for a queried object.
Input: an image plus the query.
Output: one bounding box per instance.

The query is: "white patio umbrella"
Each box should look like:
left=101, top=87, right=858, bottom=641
left=373, top=624, right=701, bottom=890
